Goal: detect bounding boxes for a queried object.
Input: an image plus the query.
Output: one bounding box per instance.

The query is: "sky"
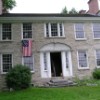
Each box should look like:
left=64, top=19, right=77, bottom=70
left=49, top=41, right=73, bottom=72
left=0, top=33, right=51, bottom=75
left=10, top=0, right=89, bottom=13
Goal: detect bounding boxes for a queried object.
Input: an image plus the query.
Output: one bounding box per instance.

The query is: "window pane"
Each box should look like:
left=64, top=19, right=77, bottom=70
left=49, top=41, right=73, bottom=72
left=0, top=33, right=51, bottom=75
left=78, top=51, right=87, bottom=67
left=44, top=53, right=47, bottom=70
left=51, top=23, right=58, bottom=36
left=2, top=23, right=11, bottom=40
left=93, top=23, right=100, bottom=38
left=23, top=56, right=34, bottom=71
left=2, top=54, right=12, bottom=72
left=23, top=23, right=32, bottom=39
left=96, top=50, right=100, bottom=66
left=75, top=23, right=84, bottom=38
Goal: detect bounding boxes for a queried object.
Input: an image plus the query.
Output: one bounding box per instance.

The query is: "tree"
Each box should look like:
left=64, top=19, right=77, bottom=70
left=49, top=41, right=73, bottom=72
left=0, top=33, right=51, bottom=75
left=2, top=0, right=16, bottom=12
left=61, top=6, right=68, bottom=14
left=69, top=8, right=78, bottom=14
left=61, top=7, right=79, bottom=14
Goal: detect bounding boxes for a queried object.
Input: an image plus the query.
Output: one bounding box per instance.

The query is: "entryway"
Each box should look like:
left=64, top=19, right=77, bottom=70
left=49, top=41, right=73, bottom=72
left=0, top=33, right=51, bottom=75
left=50, top=52, right=62, bottom=77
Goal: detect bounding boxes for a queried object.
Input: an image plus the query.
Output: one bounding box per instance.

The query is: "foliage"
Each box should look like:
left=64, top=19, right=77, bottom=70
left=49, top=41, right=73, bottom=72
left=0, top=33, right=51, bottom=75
left=69, top=8, right=78, bottom=14
left=6, top=64, right=31, bottom=90
left=61, top=6, right=68, bottom=14
left=0, top=87, right=100, bottom=100
left=2, top=0, right=16, bottom=12
left=61, top=6, right=78, bottom=14
left=93, top=68, right=100, bottom=79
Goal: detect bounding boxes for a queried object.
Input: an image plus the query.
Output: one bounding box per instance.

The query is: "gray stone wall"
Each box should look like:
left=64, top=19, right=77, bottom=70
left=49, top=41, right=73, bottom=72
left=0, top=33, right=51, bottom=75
left=0, top=21, right=99, bottom=89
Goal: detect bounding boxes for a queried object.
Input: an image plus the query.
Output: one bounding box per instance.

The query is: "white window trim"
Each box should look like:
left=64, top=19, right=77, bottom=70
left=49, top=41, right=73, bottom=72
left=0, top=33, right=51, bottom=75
left=21, top=23, right=33, bottom=40
left=95, top=49, right=100, bottom=68
left=77, top=50, right=89, bottom=69
left=1, top=23, right=12, bottom=41
left=44, top=23, right=65, bottom=38
left=74, top=23, right=86, bottom=40
left=22, top=55, right=34, bottom=73
left=92, top=23, right=100, bottom=39
left=1, top=53, right=13, bottom=74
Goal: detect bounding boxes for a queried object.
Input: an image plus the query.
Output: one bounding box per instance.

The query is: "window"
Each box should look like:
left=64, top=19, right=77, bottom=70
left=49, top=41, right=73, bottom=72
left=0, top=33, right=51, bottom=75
left=43, top=53, right=47, bottom=70
left=23, top=56, right=34, bottom=72
left=66, top=52, right=69, bottom=68
left=75, top=23, right=85, bottom=39
left=2, top=23, right=12, bottom=40
left=1, top=54, right=12, bottom=73
left=93, top=23, right=100, bottom=38
left=23, top=23, right=32, bottom=39
left=78, top=50, right=88, bottom=68
left=45, top=23, right=64, bottom=37
left=96, top=50, right=100, bottom=67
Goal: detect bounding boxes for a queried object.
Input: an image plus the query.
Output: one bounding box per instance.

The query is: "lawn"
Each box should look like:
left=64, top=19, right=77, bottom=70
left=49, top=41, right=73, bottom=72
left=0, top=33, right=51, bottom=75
left=0, top=86, right=100, bottom=100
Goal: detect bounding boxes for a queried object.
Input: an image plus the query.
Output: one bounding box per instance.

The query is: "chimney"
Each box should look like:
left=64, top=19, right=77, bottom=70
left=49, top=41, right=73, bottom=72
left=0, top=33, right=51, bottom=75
left=0, top=0, right=2, bottom=14
left=87, top=0, right=100, bottom=14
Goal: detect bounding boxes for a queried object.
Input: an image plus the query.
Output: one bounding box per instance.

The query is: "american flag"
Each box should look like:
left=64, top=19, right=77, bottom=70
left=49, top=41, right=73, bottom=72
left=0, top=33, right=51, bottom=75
left=22, top=40, right=32, bottom=57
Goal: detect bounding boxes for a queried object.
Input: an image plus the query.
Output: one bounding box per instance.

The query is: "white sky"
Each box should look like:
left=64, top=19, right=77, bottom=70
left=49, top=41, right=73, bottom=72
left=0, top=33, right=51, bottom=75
left=10, top=0, right=89, bottom=13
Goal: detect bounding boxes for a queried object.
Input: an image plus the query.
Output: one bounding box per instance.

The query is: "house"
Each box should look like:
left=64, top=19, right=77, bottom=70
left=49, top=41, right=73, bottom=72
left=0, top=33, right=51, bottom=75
left=0, top=0, right=100, bottom=89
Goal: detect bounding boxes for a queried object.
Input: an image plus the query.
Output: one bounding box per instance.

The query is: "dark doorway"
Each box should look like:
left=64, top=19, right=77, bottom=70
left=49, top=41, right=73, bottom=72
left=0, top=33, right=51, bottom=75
left=50, top=52, right=62, bottom=77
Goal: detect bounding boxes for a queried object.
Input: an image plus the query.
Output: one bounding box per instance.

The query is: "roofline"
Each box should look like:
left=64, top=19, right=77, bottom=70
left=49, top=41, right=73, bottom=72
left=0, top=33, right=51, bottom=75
left=0, top=13, right=100, bottom=23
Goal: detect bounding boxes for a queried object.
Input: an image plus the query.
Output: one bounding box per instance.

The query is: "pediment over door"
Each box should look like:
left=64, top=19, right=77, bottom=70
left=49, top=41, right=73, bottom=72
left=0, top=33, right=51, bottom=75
left=40, top=43, right=71, bottom=52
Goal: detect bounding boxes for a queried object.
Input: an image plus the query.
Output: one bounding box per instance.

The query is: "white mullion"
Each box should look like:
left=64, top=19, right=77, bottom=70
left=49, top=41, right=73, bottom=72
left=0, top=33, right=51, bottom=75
left=58, top=23, right=60, bottom=37
left=49, top=23, right=51, bottom=37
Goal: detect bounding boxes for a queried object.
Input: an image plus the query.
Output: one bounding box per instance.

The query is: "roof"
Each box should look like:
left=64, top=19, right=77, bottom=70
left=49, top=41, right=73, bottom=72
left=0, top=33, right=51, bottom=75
left=0, top=13, right=99, bottom=17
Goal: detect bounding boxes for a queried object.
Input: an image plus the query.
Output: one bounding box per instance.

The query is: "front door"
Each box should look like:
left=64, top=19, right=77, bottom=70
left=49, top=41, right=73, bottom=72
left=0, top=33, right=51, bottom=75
left=50, top=52, right=62, bottom=77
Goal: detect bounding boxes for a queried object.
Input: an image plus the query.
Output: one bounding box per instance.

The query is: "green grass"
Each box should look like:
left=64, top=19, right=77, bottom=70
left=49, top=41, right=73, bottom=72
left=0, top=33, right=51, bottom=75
left=0, top=86, right=100, bottom=100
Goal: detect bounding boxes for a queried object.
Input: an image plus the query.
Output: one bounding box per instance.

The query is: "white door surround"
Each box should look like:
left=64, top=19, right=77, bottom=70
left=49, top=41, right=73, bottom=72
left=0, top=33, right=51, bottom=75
left=40, top=43, right=73, bottom=78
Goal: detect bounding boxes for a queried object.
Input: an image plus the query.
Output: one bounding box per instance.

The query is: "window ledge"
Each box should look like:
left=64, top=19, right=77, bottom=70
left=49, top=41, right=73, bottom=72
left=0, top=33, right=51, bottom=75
left=78, top=67, right=89, bottom=70
left=75, top=38, right=87, bottom=41
left=31, top=71, right=35, bottom=73
left=93, top=38, right=100, bottom=40
left=45, top=37, right=66, bottom=39
left=0, top=40, right=13, bottom=42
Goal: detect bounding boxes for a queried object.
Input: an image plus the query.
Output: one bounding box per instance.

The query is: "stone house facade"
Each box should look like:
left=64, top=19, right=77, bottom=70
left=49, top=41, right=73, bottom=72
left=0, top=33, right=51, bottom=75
left=0, top=0, right=100, bottom=89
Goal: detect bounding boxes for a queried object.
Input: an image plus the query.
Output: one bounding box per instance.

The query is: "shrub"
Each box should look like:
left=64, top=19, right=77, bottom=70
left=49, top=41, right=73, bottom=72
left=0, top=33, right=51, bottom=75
left=6, top=64, right=31, bottom=90
left=93, top=68, right=100, bottom=79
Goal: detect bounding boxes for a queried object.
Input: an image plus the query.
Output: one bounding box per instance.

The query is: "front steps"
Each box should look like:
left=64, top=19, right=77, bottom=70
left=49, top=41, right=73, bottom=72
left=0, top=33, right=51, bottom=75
left=44, top=78, right=77, bottom=87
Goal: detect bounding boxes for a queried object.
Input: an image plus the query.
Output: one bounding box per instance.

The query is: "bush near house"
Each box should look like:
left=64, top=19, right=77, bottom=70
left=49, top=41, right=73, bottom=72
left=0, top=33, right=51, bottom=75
left=6, top=64, right=31, bottom=90
left=93, top=68, right=100, bottom=79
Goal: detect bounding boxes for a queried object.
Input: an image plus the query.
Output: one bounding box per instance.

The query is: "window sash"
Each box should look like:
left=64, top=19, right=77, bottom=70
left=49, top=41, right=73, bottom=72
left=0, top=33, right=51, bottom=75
left=23, top=56, right=34, bottom=71
left=2, top=54, right=12, bottom=73
left=93, top=23, right=100, bottom=38
left=43, top=53, right=47, bottom=70
left=75, top=23, right=85, bottom=39
left=96, top=50, right=100, bottom=66
left=45, top=23, right=63, bottom=37
left=2, top=23, right=12, bottom=40
left=23, top=23, right=32, bottom=39
left=78, top=51, right=88, bottom=68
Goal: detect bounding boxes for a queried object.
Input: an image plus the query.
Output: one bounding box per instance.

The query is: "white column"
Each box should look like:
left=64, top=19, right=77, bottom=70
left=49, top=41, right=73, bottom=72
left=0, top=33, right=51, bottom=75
left=47, top=52, right=51, bottom=78
left=40, top=52, right=44, bottom=78
left=68, top=51, right=73, bottom=76
left=61, top=51, right=67, bottom=77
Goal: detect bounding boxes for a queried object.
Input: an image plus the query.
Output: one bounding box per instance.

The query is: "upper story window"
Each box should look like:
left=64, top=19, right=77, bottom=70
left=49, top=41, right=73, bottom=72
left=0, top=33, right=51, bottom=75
left=22, top=23, right=32, bottom=39
left=23, top=56, right=34, bottom=72
left=77, top=50, right=88, bottom=69
left=96, top=50, right=100, bottom=67
left=45, top=23, right=64, bottom=37
left=75, top=23, right=85, bottom=39
left=2, top=23, right=12, bottom=40
left=93, top=23, right=100, bottom=39
left=1, top=54, right=12, bottom=73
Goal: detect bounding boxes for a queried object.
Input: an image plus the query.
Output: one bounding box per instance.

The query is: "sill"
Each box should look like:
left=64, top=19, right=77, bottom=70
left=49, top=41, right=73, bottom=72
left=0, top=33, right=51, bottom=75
left=75, top=38, right=87, bottom=41
left=78, top=67, right=89, bottom=70
left=93, top=38, right=100, bottom=40
left=43, top=70, right=48, bottom=72
left=31, top=71, right=35, bottom=73
left=0, top=40, right=13, bottom=42
left=45, top=36, right=65, bottom=39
